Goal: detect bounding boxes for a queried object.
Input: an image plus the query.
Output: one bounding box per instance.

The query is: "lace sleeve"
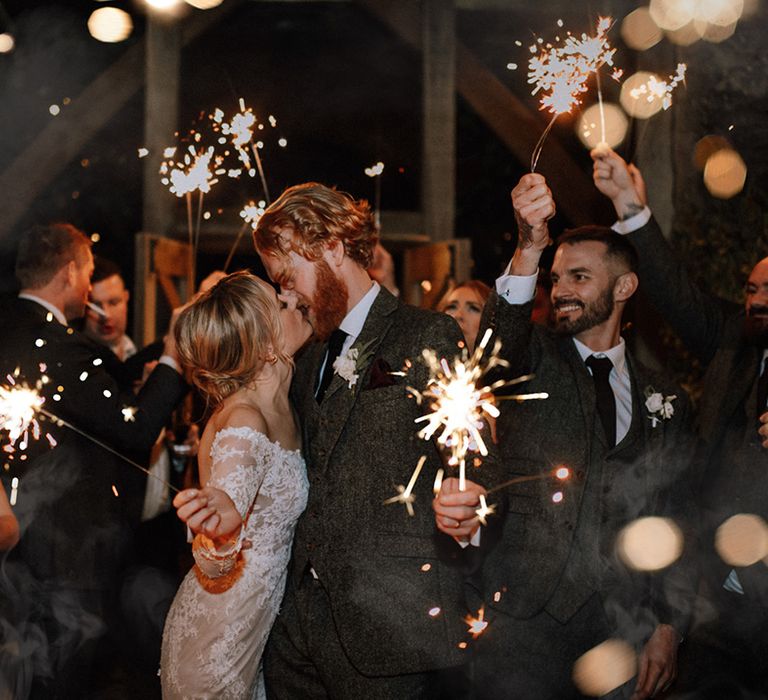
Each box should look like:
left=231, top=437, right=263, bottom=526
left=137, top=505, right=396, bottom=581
left=192, top=426, right=272, bottom=578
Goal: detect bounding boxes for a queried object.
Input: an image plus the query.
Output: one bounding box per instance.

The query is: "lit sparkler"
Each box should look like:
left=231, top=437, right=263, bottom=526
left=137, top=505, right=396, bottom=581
left=222, top=199, right=267, bottom=273
left=485, top=465, right=571, bottom=496
left=628, top=63, right=687, bottom=111
left=383, top=455, right=426, bottom=517
left=526, top=17, right=622, bottom=173
left=365, top=161, right=385, bottom=230
left=475, top=494, right=496, bottom=526
left=464, top=606, right=489, bottom=639
left=411, top=329, right=546, bottom=491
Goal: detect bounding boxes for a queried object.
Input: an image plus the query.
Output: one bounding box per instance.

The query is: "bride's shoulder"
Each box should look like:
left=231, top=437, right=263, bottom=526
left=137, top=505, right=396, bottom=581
left=213, top=402, right=269, bottom=438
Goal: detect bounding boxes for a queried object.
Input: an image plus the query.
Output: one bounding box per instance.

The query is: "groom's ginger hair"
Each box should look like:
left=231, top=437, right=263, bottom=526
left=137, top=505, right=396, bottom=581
left=253, top=183, right=378, bottom=268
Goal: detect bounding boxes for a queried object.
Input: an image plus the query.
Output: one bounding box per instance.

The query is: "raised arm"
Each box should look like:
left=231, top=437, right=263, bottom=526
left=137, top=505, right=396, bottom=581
left=591, top=147, right=735, bottom=364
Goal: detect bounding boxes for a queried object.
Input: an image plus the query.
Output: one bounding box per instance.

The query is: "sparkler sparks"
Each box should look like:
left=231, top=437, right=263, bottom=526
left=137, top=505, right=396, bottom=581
left=628, top=63, right=687, bottom=110
left=411, top=329, right=546, bottom=491
left=475, top=494, right=496, bottom=526
left=0, top=379, right=45, bottom=454
left=464, top=606, right=489, bottom=639
left=525, top=17, right=622, bottom=172
left=383, top=455, right=426, bottom=517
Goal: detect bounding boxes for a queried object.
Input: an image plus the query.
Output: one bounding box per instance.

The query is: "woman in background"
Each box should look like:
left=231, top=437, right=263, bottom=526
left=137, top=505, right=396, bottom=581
left=437, top=280, right=491, bottom=353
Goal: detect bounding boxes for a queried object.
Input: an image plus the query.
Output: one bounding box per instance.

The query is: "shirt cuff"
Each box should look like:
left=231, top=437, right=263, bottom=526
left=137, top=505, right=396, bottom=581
left=612, top=206, right=652, bottom=234
left=455, top=527, right=482, bottom=549
left=495, top=271, right=538, bottom=305
left=159, top=354, right=181, bottom=374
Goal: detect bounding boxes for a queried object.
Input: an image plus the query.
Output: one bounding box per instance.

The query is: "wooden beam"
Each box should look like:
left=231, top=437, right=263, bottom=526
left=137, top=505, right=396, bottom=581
left=422, top=0, right=456, bottom=242
left=358, top=0, right=597, bottom=225
left=0, top=2, right=245, bottom=243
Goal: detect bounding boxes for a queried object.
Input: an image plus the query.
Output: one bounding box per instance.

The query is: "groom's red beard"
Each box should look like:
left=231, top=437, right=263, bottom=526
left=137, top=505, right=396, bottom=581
left=310, top=260, right=349, bottom=341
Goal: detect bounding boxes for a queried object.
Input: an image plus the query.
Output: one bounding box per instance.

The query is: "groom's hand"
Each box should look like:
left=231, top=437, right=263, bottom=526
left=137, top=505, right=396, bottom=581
left=433, top=477, right=485, bottom=539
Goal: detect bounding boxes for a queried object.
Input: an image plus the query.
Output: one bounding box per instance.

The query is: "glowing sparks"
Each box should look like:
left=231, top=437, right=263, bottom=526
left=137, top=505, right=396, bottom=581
left=464, top=607, right=489, bottom=638
left=0, top=381, right=44, bottom=453
left=111, top=484, right=119, bottom=497
left=121, top=406, right=137, bottom=423
left=524, top=17, right=623, bottom=171
left=475, top=494, right=496, bottom=525
left=527, top=17, right=620, bottom=116
left=162, top=145, right=221, bottom=197
left=628, top=63, right=687, bottom=110
left=365, top=161, right=385, bottom=177
left=239, top=200, right=267, bottom=230
left=428, top=606, right=441, bottom=617
left=433, top=467, right=444, bottom=497
left=383, top=455, right=426, bottom=516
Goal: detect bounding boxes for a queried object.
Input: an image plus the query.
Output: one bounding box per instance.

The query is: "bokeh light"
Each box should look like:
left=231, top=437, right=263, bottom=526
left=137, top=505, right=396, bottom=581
left=573, top=639, right=637, bottom=697
left=649, top=0, right=697, bottom=31
left=0, top=33, right=15, bottom=54
left=87, top=7, right=133, bottom=43
left=185, top=0, right=224, bottom=8
left=666, top=20, right=705, bottom=45
left=617, top=517, right=683, bottom=572
left=693, top=134, right=731, bottom=170
left=698, top=0, right=744, bottom=26
left=146, top=0, right=180, bottom=9
left=620, top=72, right=663, bottom=119
left=703, top=148, right=747, bottom=199
left=621, top=8, right=663, bottom=51
left=701, top=20, right=738, bottom=42
left=715, top=513, right=768, bottom=565
left=577, top=103, right=629, bottom=150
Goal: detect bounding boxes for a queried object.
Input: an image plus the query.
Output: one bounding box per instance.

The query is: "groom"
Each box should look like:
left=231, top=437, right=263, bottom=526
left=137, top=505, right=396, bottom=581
left=253, top=183, right=493, bottom=698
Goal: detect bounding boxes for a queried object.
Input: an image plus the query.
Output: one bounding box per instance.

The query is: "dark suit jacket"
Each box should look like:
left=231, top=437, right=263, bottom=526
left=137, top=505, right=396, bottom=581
left=628, top=217, right=768, bottom=600
left=288, top=287, right=502, bottom=676
left=479, top=291, right=696, bottom=639
left=0, top=297, right=187, bottom=589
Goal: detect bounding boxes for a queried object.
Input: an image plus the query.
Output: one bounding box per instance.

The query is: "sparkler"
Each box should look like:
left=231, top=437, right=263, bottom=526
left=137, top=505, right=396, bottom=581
left=475, top=494, right=496, bottom=526
left=411, top=329, right=546, bottom=491
left=0, top=380, right=179, bottom=494
left=628, top=63, right=687, bottom=111
left=364, top=161, right=385, bottom=230
left=383, top=455, right=426, bottom=517
left=464, top=606, right=489, bottom=639
left=223, top=199, right=267, bottom=273
left=485, top=465, right=571, bottom=496
left=526, top=17, right=622, bottom=173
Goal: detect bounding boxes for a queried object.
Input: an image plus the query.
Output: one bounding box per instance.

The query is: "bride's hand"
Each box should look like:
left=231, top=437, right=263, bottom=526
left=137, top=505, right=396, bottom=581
left=173, top=486, right=242, bottom=542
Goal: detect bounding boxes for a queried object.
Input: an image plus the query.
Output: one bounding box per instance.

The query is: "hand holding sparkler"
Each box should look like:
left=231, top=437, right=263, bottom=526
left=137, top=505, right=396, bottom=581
left=174, top=485, right=243, bottom=544
left=510, top=173, right=555, bottom=261
left=433, top=476, right=487, bottom=539
left=591, top=147, right=647, bottom=220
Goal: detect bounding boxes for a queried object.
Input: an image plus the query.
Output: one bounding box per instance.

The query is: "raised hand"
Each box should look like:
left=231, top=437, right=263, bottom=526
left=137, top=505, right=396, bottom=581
left=591, top=147, right=647, bottom=220
left=433, top=477, right=486, bottom=540
left=512, top=173, right=555, bottom=251
left=173, top=485, right=243, bottom=545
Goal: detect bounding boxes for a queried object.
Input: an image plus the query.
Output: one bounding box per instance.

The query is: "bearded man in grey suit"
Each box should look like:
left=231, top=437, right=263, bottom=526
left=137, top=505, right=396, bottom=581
left=592, top=147, right=768, bottom=696
left=248, top=183, right=495, bottom=698
left=453, top=174, right=697, bottom=699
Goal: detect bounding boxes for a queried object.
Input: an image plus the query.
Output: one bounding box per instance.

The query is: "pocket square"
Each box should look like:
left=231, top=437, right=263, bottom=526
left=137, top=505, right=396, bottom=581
left=365, top=357, right=397, bottom=390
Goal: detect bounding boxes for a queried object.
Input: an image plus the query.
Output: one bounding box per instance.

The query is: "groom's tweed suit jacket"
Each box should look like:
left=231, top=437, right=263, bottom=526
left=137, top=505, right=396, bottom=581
left=628, top=217, right=768, bottom=602
left=478, top=292, right=696, bottom=638
left=288, top=287, right=501, bottom=676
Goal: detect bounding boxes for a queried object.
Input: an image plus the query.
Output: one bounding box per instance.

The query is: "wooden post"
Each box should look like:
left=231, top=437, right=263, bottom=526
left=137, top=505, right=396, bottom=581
left=421, top=0, right=456, bottom=242
left=142, top=16, right=181, bottom=238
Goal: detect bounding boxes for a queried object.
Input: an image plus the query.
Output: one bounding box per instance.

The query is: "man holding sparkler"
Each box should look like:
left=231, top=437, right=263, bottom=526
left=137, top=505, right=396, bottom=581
left=468, top=175, right=696, bottom=699
left=0, top=223, right=187, bottom=698
left=244, top=182, right=493, bottom=698
left=593, top=146, right=768, bottom=696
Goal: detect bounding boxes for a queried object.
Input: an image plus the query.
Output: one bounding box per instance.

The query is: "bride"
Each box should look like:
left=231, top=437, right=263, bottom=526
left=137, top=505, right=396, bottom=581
left=160, top=271, right=311, bottom=699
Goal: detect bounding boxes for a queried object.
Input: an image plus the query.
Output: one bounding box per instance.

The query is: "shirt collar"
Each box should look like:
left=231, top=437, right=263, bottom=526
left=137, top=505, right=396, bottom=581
left=338, top=281, right=380, bottom=341
left=573, top=335, right=627, bottom=376
left=110, top=334, right=137, bottom=361
left=18, top=293, right=68, bottom=326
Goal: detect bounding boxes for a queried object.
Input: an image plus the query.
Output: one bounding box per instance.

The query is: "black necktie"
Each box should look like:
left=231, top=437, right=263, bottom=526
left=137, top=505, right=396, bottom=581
left=757, top=360, right=768, bottom=420
left=315, top=329, right=348, bottom=402
left=586, top=355, right=616, bottom=448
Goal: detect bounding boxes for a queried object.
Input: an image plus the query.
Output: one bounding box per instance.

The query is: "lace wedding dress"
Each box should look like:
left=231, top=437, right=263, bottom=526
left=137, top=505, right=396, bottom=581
left=161, top=427, right=308, bottom=699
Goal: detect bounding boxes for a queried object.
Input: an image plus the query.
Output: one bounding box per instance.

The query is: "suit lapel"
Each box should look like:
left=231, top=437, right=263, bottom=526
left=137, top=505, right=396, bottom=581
left=311, top=289, right=399, bottom=471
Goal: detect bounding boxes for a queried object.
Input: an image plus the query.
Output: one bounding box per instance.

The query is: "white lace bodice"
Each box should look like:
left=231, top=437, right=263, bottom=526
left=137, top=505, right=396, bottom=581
left=161, top=426, right=308, bottom=700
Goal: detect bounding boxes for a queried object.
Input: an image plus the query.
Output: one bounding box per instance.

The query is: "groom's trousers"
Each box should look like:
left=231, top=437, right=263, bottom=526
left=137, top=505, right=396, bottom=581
left=263, top=566, right=469, bottom=699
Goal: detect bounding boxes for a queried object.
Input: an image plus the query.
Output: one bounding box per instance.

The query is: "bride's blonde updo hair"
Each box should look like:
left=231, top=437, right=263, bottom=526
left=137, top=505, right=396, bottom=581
left=173, top=271, right=288, bottom=405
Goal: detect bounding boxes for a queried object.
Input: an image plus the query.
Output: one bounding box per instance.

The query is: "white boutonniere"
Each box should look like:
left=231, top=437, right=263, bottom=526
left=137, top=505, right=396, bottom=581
left=644, top=386, right=676, bottom=427
left=332, top=339, right=377, bottom=390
